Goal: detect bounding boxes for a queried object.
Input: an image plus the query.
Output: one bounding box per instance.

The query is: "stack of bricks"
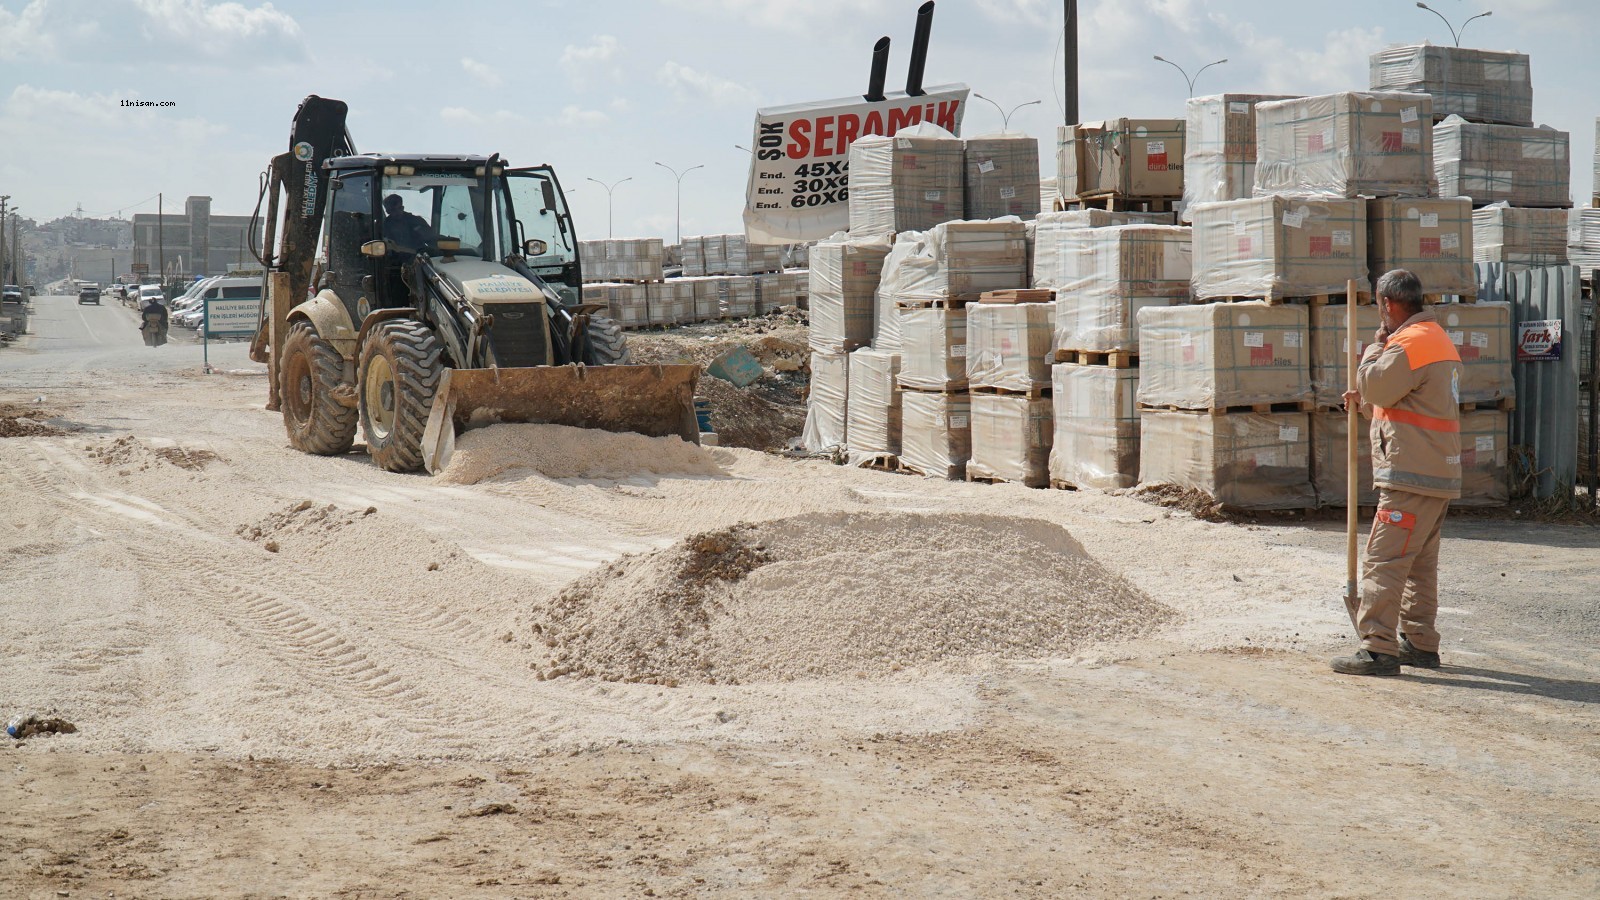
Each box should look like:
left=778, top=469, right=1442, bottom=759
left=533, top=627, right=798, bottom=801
left=580, top=238, right=666, bottom=283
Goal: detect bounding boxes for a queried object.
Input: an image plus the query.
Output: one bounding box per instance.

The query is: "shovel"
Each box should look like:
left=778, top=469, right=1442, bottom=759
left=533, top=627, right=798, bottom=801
left=1345, top=278, right=1362, bottom=609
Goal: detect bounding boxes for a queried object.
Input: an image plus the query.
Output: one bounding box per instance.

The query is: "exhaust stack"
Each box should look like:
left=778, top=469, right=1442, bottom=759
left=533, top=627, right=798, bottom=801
left=864, top=36, right=891, bottom=102
left=905, top=1, right=935, bottom=97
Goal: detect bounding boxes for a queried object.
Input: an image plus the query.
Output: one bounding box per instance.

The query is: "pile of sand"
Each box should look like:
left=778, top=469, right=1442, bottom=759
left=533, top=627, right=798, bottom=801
left=236, top=500, right=376, bottom=546
left=527, top=512, right=1176, bottom=685
left=438, top=423, right=726, bottom=485
left=1, top=404, right=67, bottom=438
left=87, top=436, right=220, bottom=470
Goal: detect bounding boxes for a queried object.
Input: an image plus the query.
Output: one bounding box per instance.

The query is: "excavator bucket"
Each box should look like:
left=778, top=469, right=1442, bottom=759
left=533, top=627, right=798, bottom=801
left=420, top=364, right=702, bottom=474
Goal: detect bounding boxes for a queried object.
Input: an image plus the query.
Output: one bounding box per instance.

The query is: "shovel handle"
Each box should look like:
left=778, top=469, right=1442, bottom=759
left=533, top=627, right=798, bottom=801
left=1346, top=278, right=1361, bottom=601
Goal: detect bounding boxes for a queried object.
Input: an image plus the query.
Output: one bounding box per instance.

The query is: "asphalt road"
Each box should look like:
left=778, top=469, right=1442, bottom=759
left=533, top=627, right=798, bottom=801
left=0, top=291, right=258, bottom=382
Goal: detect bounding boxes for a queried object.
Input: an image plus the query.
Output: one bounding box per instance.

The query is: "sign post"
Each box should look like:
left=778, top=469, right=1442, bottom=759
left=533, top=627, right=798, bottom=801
left=203, top=296, right=261, bottom=373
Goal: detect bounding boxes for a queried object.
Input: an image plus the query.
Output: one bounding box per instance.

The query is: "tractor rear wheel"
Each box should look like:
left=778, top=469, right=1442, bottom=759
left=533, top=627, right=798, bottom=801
left=281, top=321, right=358, bottom=455
left=583, top=314, right=631, bottom=365
left=359, top=319, right=443, bottom=473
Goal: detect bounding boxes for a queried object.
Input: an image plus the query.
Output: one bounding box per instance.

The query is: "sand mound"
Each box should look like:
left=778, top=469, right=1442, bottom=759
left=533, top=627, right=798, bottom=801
left=87, top=436, right=221, bottom=469
left=438, top=423, right=726, bottom=485
left=528, top=512, right=1176, bottom=684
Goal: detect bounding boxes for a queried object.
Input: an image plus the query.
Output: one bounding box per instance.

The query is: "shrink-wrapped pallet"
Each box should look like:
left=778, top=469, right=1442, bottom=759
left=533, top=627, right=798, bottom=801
left=797, top=235, right=883, bottom=345
left=1183, top=94, right=1299, bottom=218
left=1369, top=43, right=1533, bottom=127
left=579, top=240, right=609, bottom=282
left=722, top=234, right=785, bottom=275
left=1473, top=205, right=1568, bottom=269
left=1255, top=92, right=1437, bottom=199
left=646, top=283, right=676, bottom=326
left=718, top=277, right=758, bottom=319
left=583, top=283, right=649, bottom=328
left=1434, top=117, right=1570, bottom=208
left=966, top=302, right=1054, bottom=392
left=671, top=280, right=697, bottom=322
left=897, top=306, right=968, bottom=391
left=754, top=272, right=804, bottom=313
left=1458, top=409, right=1510, bottom=507
left=848, top=124, right=965, bottom=236
left=681, top=237, right=708, bottom=277
left=1367, top=197, right=1475, bottom=296
left=1137, top=302, right=1312, bottom=409
left=1052, top=224, right=1191, bottom=354
left=1190, top=197, right=1367, bottom=301
left=1032, top=209, right=1176, bottom=289
left=705, top=235, right=729, bottom=277
left=1049, top=363, right=1140, bottom=490
left=1058, top=119, right=1185, bottom=200
left=900, top=390, right=971, bottom=480
left=968, top=392, right=1052, bottom=487
left=1311, top=411, right=1377, bottom=508
left=1310, top=303, right=1382, bottom=408
left=846, top=349, right=902, bottom=464
left=1139, top=410, right=1316, bottom=510
left=876, top=221, right=1030, bottom=351
left=1438, top=301, right=1515, bottom=404
left=802, top=351, right=849, bottom=452
left=1570, top=209, right=1600, bottom=270
left=687, top=277, right=721, bottom=321
left=964, top=134, right=1041, bottom=220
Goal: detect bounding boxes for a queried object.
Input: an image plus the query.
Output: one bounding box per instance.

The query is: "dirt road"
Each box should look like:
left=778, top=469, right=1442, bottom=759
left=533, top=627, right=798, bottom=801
left=3, top=292, right=1597, bottom=898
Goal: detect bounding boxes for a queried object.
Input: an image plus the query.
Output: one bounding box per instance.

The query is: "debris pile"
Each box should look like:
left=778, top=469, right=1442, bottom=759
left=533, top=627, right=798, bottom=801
left=88, top=435, right=221, bottom=470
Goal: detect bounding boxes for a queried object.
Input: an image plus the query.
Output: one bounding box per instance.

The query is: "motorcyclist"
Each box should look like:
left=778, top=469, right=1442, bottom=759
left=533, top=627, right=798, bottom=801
left=141, top=295, right=169, bottom=347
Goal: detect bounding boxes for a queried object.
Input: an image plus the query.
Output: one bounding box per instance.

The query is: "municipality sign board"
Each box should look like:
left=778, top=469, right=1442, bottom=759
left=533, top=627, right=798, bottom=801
left=203, top=297, right=260, bottom=339
left=742, top=84, right=969, bottom=245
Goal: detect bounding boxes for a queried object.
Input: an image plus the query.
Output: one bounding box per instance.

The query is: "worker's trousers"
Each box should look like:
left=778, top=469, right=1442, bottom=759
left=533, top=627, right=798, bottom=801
left=1345, top=488, right=1451, bottom=657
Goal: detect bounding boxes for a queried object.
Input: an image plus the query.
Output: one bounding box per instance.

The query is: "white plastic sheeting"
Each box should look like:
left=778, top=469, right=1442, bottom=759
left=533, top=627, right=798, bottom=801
left=1051, top=224, right=1191, bottom=354
left=1189, top=197, right=1367, bottom=301
left=1136, top=301, right=1312, bottom=409
left=966, top=302, right=1055, bottom=392
left=848, top=124, right=965, bottom=237
left=899, top=390, right=971, bottom=480
left=1434, top=117, right=1570, bottom=208
left=1369, top=43, right=1533, bottom=127
left=1049, top=363, right=1140, bottom=490
left=1139, top=410, right=1316, bottom=510
left=1254, top=92, right=1437, bottom=199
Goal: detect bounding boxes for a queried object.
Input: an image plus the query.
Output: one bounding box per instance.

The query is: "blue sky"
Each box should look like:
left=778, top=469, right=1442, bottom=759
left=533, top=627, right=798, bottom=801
left=0, top=0, right=1590, bottom=240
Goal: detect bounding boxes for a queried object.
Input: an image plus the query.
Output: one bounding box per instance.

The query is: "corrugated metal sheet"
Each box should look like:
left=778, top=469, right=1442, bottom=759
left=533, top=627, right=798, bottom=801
left=1475, top=263, right=1582, bottom=498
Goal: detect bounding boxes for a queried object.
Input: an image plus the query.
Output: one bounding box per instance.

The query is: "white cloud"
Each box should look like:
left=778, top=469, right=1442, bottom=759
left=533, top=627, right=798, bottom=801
left=557, top=105, right=609, bottom=128
left=132, top=0, right=306, bottom=60
left=659, top=0, right=889, bottom=30
left=657, top=60, right=759, bottom=108
left=973, top=0, right=1051, bottom=28
left=1239, top=24, right=1387, bottom=95
left=0, top=0, right=54, bottom=60
left=460, top=57, right=504, bottom=88
left=439, top=107, right=524, bottom=127
left=560, top=34, right=620, bottom=88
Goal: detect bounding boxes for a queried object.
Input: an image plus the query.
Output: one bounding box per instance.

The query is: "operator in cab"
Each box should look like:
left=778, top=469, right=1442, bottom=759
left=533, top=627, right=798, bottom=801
left=382, top=194, right=437, bottom=254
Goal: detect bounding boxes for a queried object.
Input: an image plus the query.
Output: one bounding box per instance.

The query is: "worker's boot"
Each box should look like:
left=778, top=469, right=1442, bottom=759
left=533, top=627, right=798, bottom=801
left=1396, top=636, right=1441, bottom=669
left=1330, top=648, right=1400, bottom=677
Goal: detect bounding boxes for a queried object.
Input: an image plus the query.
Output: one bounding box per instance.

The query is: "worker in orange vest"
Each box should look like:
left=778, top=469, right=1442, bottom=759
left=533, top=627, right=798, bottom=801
left=1337, top=269, right=1463, bottom=677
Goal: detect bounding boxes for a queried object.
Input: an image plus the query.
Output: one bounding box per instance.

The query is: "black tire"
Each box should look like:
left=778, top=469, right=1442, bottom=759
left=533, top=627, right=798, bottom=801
left=281, top=321, right=358, bottom=455
left=359, top=319, right=443, bottom=473
left=583, top=314, right=631, bottom=365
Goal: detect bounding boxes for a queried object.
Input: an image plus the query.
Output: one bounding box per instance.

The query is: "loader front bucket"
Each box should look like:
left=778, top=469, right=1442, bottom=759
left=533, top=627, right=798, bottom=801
left=420, top=364, right=702, bottom=474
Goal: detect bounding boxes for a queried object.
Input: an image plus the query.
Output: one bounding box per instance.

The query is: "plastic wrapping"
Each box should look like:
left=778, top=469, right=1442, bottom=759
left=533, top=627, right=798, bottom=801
left=1310, top=303, right=1381, bottom=408
left=897, top=307, right=968, bottom=391
left=1369, top=43, right=1533, bottom=127
left=718, top=277, right=757, bottom=319
left=1137, top=301, right=1312, bottom=409
left=1567, top=209, right=1600, bottom=270
left=846, top=349, right=902, bottom=464
left=875, top=220, right=1029, bottom=351
left=1052, top=224, right=1191, bottom=354
left=1032, top=210, right=1177, bottom=289
left=681, top=237, right=707, bottom=276
left=1458, top=409, right=1510, bottom=507
left=686, top=277, right=721, bottom=321
left=1310, top=410, right=1377, bottom=508
left=1139, top=410, right=1316, bottom=510
left=808, top=235, right=891, bottom=353
left=1367, top=197, right=1475, bottom=295
left=755, top=272, right=805, bottom=313
left=582, top=283, right=649, bottom=328
left=802, top=351, right=849, bottom=452
left=646, top=282, right=675, bottom=326
left=1437, top=301, right=1515, bottom=404
left=965, top=302, right=1054, bottom=391
left=899, top=390, right=971, bottom=479
left=1057, top=119, right=1185, bottom=200
left=847, top=124, right=965, bottom=237
left=580, top=238, right=665, bottom=283
left=964, top=134, right=1041, bottom=220
left=1190, top=197, right=1367, bottom=301
left=1048, top=363, right=1140, bottom=489
left=1255, top=92, right=1437, bottom=199
left=1433, top=117, right=1570, bottom=208
left=1182, top=94, right=1300, bottom=219
left=1473, top=205, right=1568, bottom=270
left=721, top=234, right=786, bottom=275
left=968, top=392, right=1052, bottom=487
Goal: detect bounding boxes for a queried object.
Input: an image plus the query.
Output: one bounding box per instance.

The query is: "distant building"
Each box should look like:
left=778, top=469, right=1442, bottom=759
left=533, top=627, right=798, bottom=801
left=132, top=196, right=255, bottom=280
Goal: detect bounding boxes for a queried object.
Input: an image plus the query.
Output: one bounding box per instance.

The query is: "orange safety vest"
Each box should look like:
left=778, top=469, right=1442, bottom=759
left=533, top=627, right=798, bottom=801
left=1371, top=322, right=1461, bottom=434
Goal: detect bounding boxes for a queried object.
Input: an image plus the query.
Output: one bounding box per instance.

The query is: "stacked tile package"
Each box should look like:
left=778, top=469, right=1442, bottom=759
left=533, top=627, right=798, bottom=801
left=1310, top=303, right=1382, bottom=408
left=1050, top=224, right=1192, bottom=354
left=1139, top=410, right=1316, bottom=510
left=965, top=302, right=1054, bottom=392
left=1437, top=301, right=1515, bottom=404
left=1310, top=411, right=1377, bottom=508
left=963, top=134, right=1041, bottom=220
left=1057, top=119, right=1186, bottom=201
left=680, top=235, right=786, bottom=276
left=874, top=219, right=1030, bottom=351
left=967, top=392, right=1053, bottom=487
left=754, top=271, right=807, bottom=312
left=1473, top=205, right=1568, bottom=269
left=897, top=306, right=968, bottom=391
left=1048, top=364, right=1140, bottom=490
left=1433, top=117, right=1571, bottom=209
left=1031, top=210, right=1176, bottom=289
left=1459, top=409, right=1512, bottom=506
left=1569, top=209, right=1600, bottom=269
left=801, top=351, right=849, bottom=452
left=1253, top=92, right=1437, bottom=199
left=681, top=238, right=708, bottom=276
left=1136, top=301, right=1312, bottom=410
left=1189, top=197, right=1367, bottom=301
left=687, top=277, right=722, bottom=321
left=1182, top=94, right=1299, bottom=217
left=717, top=277, right=758, bottom=319
left=581, top=238, right=666, bottom=283
left=581, top=283, right=649, bottom=328
left=1366, top=197, right=1475, bottom=296
left=1369, top=43, right=1534, bottom=127
left=646, top=281, right=693, bottom=326
left=846, top=348, right=903, bottom=465
left=900, top=390, right=971, bottom=479
left=847, top=125, right=965, bottom=237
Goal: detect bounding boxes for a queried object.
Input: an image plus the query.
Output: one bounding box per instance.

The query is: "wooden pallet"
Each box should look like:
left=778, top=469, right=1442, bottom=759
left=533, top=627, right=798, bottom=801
left=1052, top=349, right=1137, bottom=368
left=980, top=289, right=1054, bottom=304
left=1460, top=397, right=1516, bottom=412
left=856, top=453, right=906, bottom=473
left=1140, top=400, right=1315, bottom=416
left=966, top=471, right=1048, bottom=488
left=1049, top=480, right=1082, bottom=492
left=900, top=461, right=964, bottom=480
left=1067, top=193, right=1178, bottom=213
left=894, top=298, right=977, bottom=310
left=1195, top=291, right=1374, bottom=307
left=970, top=383, right=1051, bottom=399
left=897, top=382, right=969, bottom=394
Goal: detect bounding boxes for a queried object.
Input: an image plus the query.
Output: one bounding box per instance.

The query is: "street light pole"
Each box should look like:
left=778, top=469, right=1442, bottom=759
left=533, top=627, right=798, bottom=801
left=1152, top=55, right=1228, bottom=98
left=654, top=162, right=705, bottom=246
left=972, top=93, right=1043, bottom=133
left=584, top=177, right=632, bottom=240
left=1416, top=3, right=1492, bottom=47
left=0, top=195, right=9, bottom=285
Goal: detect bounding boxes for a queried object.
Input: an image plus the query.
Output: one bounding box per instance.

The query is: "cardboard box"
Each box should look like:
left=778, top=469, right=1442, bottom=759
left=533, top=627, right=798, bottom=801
left=900, top=390, right=971, bottom=480
left=848, top=129, right=966, bottom=236
left=968, top=392, right=1053, bottom=487
left=964, top=134, right=1041, bottom=220
left=1137, top=301, right=1312, bottom=409
left=1472, top=206, right=1568, bottom=270
left=1437, top=301, right=1514, bottom=404
left=1367, top=197, right=1475, bottom=296
left=1139, top=410, right=1316, bottom=509
left=1032, top=209, right=1176, bottom=289
left=897, top=306, right=969, bottom=391
left=1255, top=92, right=1437, bottom=199
left=1310, top=303, right=1382, bottom=408
left=1058, top=118, right=1185, bottom=200
left=1182, top=94, right=1300, bottom=218
left=1458, top=409, right=1510, bottom=507
left=1369, top=43, right=1534, bottom=127
left=1434, top=117, right=1570, bottom=208
left=846, top=349, right=902, bottom=464
left=1052, top=224, right=1191, bottom=353
left=1049, top=363, right=1140, bottom=489
left=876, top=221, right=1029, bottom=351
left=802, top=351, right=849, bottom=452
left=1570, top=208, right=1600, bottom=271
left=1190, top=196, right=1368, bottom=301
left=1311, top=409, right=1377, bottom=507
left=966, top=302, right=1055, bottom=392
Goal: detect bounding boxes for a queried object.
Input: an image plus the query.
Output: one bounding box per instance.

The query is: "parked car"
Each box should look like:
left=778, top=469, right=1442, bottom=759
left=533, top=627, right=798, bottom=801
left=78, top=287, right=102, bottom=305
left=1, top=285, right=21, bottom=303
left=136, top=284, right=166, bottom=307
left=176, top=277, right=262, bottom=332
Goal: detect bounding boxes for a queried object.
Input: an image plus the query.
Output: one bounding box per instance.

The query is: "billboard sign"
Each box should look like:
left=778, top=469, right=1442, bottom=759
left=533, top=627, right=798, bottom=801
left=1516, top=319, right=1562, bottom=362
left=203, top=297, right=260, bottom=339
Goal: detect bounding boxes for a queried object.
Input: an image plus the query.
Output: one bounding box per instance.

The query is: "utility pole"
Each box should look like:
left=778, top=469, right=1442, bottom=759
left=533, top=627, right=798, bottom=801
left=1063, top=0, right=1078, bottom=126
left=11, top=211, right=20, bottom=288
left=0, top=195, right=9, bottom=285
left=157, top=192, right=164, bottom=293
left=654, top=162, right=704, bottom=246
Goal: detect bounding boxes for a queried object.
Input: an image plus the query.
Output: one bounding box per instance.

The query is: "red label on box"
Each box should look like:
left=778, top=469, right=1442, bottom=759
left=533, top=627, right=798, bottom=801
left=902, top=154, right=920, bottom=170
left=1381, top=131, right=1403, bottom=152
left=1237, top=237, right=1253, bottom=256
left=1459, top=346, right=1480, bottom=361
left=1309, top=236, right=1332, bottom=258
left=1250, top=344, right=1275, bottom=366
left=1148, top=152, right=1168, bottom=171
left=1308, top=134, right=1325, bottom=153
left=1462, top=448, right=1477, bottom=468
left=1182, top=343, right=1196, bottom=363
left=1420, top=237, right=1441, bottom=257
